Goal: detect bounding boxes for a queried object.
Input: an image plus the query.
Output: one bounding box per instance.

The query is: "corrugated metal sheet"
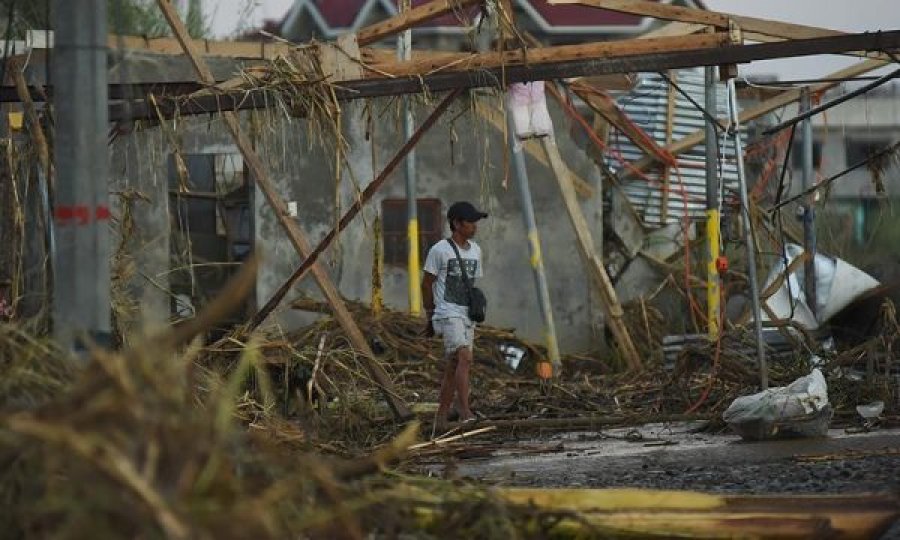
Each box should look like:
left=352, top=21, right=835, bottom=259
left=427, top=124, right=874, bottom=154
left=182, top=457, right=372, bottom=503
left=605, top=71, right=744, bottom=228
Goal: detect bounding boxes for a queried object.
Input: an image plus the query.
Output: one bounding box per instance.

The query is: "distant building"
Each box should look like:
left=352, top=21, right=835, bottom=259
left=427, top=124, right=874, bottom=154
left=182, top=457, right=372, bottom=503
left=279, top=0, right=706, bottom=46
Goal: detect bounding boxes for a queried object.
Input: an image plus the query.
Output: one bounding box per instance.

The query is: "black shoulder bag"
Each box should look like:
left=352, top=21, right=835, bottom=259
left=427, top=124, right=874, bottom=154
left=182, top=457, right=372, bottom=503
left=447, top=239, right=487, bottom=323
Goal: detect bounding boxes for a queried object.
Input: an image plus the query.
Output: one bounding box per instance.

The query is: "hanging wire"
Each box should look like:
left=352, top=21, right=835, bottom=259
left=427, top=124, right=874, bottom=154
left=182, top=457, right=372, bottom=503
left=772, top=123, right=798, bottom=322
left=658, top=70, right=724, bottom=132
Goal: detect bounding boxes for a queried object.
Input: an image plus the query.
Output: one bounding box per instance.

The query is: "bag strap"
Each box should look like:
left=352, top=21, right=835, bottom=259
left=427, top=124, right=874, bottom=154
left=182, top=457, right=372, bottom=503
left=446, top=238, right=474, bottom=294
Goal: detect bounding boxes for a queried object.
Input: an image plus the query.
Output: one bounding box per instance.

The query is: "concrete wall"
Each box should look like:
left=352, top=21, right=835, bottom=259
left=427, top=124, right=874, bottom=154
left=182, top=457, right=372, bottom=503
left=773, top=91, right=900, bottom=199
left=115, top=92, right=610, bottom=352
left=251, top=93, right=609, bottom=352
left=109, top=124, right=172, bottom=331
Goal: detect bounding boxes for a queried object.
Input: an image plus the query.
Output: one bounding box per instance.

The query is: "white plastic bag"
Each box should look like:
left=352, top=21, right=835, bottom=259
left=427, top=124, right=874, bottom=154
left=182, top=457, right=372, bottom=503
left=506, top=81, right=553, bottom=140
left=723, top=368, right=831, bottom=439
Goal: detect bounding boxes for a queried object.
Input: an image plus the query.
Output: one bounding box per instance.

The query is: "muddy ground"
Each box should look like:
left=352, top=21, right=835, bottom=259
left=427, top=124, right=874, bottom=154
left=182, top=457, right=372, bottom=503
left=419, top=422, right=900, bottom=535
left=445, top=424, right=900, bottom=494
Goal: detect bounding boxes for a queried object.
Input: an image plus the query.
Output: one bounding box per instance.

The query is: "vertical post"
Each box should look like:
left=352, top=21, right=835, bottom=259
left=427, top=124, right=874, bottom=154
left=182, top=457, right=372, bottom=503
left=727, top=79, right=767, bottom=389
left=53, top=0, right=111, bottom=349
left=800, top=88, right=818, bottom=320
left=398, top=0, right=421, bottom=315
left=507, top=115, right=561, bottom=375
left=705, top=66, right=721, bottom=339
left=662, top=71, right=677, bottom=224
left=371, top=214, right=384, bottom=316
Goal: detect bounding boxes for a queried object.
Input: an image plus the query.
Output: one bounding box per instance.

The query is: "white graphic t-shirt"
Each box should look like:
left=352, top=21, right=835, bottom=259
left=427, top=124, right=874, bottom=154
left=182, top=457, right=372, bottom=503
left=424, top=238, right=483, bottom=321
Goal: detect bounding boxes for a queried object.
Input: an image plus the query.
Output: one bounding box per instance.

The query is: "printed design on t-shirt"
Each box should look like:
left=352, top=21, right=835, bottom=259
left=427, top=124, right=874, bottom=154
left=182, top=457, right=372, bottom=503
left=445, top=258, right=478, bottom=306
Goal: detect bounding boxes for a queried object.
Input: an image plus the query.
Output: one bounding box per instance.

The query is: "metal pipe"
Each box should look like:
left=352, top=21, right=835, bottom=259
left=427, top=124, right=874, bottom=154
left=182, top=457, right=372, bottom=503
left=506, top=114, right=561, bottom=373
left=800, top=88, right=818, bottom=320
left=398, top=4, right=421, bottom=315
left=53, top=0, right=111, bottom=350
left=727, top=78, right=768, bottom=389
left=704, top=66, right=721, bottom=339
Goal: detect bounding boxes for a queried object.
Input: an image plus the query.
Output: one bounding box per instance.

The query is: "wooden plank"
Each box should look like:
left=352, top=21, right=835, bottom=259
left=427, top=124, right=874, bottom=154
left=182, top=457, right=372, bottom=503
left=473, top=100, right=595, bottom=198
left=562, top=1, right=894, bottom=62
left=363, top=33, right=731, bottom=77
left=640, top=21, right=708, bottom=39
left=111, top=31, right=900, bottom=122
left=154, top=0, right=411, bottom=420
left=108, top=34, right=293, bottom=59
left=540, top=136, right=643, bottom=371
left=370, top=32, right=733, bottom=77
left=550, top=0, right=845, bottom=40
left=356, top=0, right=483, bottom=46
left=319, top=34, right=365, bottom=82
left=569, top=80, right=672, bottom=166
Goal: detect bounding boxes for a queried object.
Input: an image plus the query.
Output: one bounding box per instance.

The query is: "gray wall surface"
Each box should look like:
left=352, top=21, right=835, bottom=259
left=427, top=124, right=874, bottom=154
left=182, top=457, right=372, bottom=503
left=251, top=92, right=609, bottom=353
left=116, top=92, right=611, bottom=353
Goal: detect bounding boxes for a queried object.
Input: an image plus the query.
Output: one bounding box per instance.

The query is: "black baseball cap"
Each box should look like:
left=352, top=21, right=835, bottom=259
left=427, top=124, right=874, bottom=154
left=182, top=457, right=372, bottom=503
left=447, top=201, right=488, bottom=222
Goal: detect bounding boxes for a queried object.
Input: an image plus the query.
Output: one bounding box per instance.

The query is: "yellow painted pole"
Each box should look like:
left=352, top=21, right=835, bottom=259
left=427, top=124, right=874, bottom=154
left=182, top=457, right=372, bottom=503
left=399, top=0, right=421, bottom=315
left=407, top=218, right=421, bottom=315
left=372, top=214, right=385, bottom=316
left=704, top=67, right=721, bottom=340
left=706, top=209, right=720, bottom=338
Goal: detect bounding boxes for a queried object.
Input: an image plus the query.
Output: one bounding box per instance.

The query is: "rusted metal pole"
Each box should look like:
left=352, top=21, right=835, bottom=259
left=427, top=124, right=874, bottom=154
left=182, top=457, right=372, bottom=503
left=800, top=88, right=818, bottom=321
left=727, top=78, right=767, bottom=389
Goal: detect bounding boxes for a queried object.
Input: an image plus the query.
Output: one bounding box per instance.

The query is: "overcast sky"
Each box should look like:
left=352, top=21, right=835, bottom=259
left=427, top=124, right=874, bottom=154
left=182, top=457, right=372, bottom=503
left=205, top=0, right=899, bottom=80
left=206, top=0, right=293, bottom=38
left=705, top=0, right=900, bottom=80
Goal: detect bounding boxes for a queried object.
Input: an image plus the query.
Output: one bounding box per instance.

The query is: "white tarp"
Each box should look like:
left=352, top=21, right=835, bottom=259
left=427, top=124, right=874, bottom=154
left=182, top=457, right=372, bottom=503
left=759, top=244, right=879, bottom=330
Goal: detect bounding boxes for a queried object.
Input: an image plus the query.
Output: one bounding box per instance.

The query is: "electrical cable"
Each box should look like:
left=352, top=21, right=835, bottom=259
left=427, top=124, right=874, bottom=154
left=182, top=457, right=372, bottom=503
left=658, top=71, right=724, bottom=132
left=773, top=140, right=900, bottom=211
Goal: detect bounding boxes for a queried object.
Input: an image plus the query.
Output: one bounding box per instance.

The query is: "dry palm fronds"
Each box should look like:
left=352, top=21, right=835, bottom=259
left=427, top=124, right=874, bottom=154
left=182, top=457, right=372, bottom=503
left=866, top=140, right=900, bottom=197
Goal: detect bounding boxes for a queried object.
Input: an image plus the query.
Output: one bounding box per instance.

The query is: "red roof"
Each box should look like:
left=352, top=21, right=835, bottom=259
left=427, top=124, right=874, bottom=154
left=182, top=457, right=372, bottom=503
left=527, top=1, right=643, bottom=27
left=309, top=0, right=655, bottom=30
left=312, top=0, right=363, bottom=28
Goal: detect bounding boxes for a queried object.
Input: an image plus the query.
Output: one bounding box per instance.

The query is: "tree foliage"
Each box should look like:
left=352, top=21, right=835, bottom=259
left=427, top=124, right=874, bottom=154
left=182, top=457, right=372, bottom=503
left=0, top=0, right=208, bottom=39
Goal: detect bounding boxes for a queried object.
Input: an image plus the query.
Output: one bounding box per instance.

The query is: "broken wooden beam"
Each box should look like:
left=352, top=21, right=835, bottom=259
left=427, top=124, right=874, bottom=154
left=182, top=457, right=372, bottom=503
left=356, top=0, right=483, bottom=46
left=109, top=30, right=900, bottom=122
left=0, top=81, right=210, bottom=103
left=551, top=0, right=850, bottom=41
left=154, top=0, right=411, bottom=421
left=540, top=129, right=642, bottom=372
left=368, top=32, right=733, bottom=77
left=555, top=0, right=898, bottom=63
left=108, top=33, right=293, bottom=59
left=495, top=488, right=899, bottom=539
left=569, top=80, right=673, bottom=166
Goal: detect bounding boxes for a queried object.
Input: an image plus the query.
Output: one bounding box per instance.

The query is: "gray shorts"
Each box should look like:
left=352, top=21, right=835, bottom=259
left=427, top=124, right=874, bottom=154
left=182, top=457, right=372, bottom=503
left=434, top=317, right=474, bottom=357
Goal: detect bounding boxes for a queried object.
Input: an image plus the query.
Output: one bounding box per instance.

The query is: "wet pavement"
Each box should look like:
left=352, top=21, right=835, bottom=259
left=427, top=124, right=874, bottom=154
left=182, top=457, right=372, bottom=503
left=444, top=423, right=900, bottom=494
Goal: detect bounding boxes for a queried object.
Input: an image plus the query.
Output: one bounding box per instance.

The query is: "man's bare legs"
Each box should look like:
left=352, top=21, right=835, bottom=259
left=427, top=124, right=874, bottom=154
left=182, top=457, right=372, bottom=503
left=435, top=355, right=458, bottom=433
left=454, top=346, right=474, bottom=421
left=434, top=346, right=474, bottom=433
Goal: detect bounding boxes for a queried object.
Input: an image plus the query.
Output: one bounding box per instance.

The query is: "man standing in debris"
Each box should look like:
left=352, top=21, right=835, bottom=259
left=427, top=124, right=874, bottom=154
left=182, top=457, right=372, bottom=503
left=422, top=201, right=488, bottom=433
